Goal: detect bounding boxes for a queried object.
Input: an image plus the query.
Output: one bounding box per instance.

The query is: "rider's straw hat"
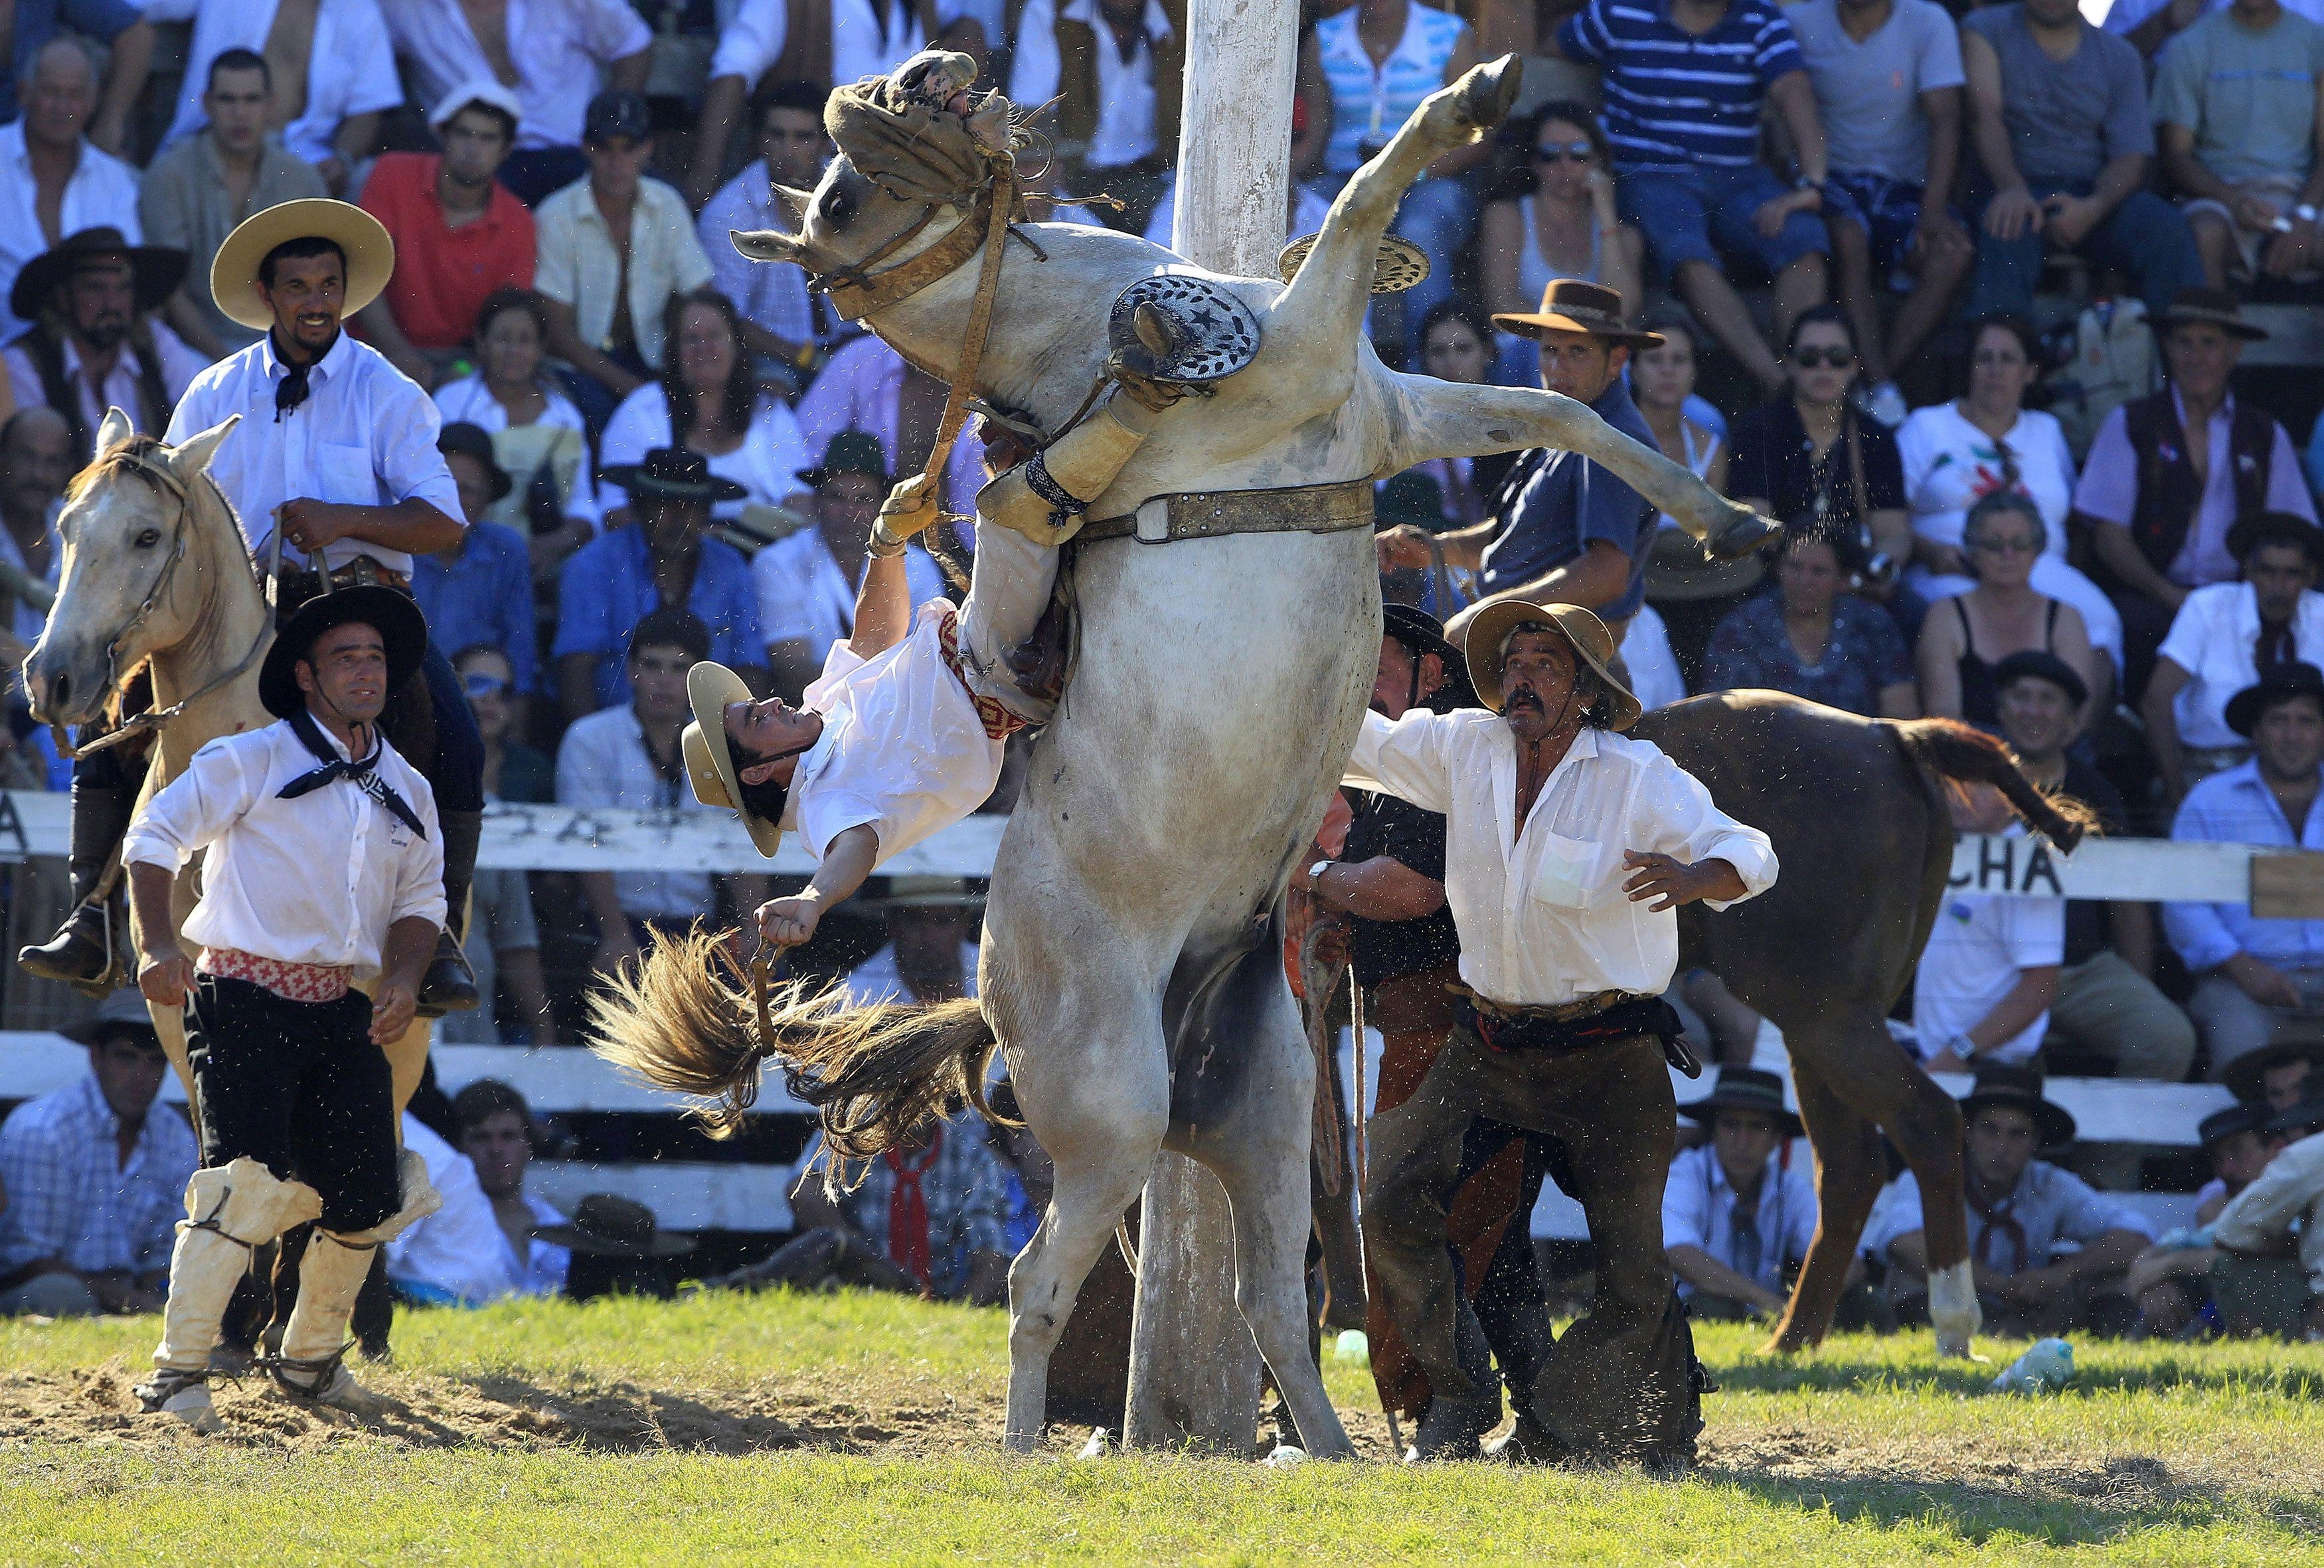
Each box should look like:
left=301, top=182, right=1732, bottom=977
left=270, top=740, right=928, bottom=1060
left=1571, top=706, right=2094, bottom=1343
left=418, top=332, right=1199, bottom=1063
left=1464, top=598, right=1641, bottom=732
left=682, top=661, right=787, bottom=858
left=210, top=198, right=395, bottom=332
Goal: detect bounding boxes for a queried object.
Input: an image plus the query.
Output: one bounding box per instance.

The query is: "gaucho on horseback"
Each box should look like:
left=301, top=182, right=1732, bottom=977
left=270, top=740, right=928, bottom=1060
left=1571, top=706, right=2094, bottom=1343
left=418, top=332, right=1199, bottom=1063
left=19, top=198, right=488, bottom=1016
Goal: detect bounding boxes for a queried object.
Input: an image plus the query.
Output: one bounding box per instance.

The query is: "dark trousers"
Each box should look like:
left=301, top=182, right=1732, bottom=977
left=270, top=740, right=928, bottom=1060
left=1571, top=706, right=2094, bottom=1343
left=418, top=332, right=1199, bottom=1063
left=1365, top=1024, right=1702, bottom=1462
left=1967, top=180, right=2203, bottom=324
left=188, top=973, right=400, bottom=1233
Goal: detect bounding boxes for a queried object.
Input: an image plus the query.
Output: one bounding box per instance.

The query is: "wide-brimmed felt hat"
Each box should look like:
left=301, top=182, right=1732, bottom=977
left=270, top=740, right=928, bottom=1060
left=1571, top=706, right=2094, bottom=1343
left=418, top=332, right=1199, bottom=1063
left=2226, top=510, right=2324, bottom=570
left=2198, top=1100, right=2268, bottom=1151
left=1376, top=471, right=1448, bottom=531
left=534, top=1193, right=695, bottom=1257
left=795, top=430, right=890, bottom=489
left=210, top=198, right=395, bottom=332
left=604, top=446, right=751, bottom=504
left=1491, top=278, right=1661, bottom=349
left=2159, top=286, right=2268, bottom=342
left=9, top=226, right=187, bottom=323
left=2222, top=1040, right=2323, bottom=1102
left=1957, top=1063, right=2076, bottom=1150
left=437, top=421, right=512, bottom=503
left=2223, top=660, right=2324, bottom=738
left=60, top=987, right=162, bottom=1049
left=1677, top=1066, right=1803, bottom=1140
left=683, top=661, right=787, bottom=858
left=1463, top=598, right=1641, bottom=732
left=1991, top=649, right=2090, bottom=711
left=2265, top=1092, right=2324, bottom=1140
left=257, top=584, right=428, bottom=720
left=1382, top=603, right=1457, bottom=668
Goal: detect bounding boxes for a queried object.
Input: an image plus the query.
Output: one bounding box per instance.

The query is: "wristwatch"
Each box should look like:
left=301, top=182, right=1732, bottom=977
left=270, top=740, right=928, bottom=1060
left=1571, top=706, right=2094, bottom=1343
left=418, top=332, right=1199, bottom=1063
left=1307, top=859, right=1333, bottom=889
left=1947, top=1032, right=1979, bottom=1062
left=2297, top=203, right=2321, bottom=226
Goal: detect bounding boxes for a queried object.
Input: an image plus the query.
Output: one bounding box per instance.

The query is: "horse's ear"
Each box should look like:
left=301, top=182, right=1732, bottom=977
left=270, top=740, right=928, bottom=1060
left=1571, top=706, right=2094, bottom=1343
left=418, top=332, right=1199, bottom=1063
left=731, top=227, right=804, bottom=265
left=94, top=406, right=134, bottom=455
left=772, top=185, right=813, bottom=220
left=168, top=415, right=240, bottom=477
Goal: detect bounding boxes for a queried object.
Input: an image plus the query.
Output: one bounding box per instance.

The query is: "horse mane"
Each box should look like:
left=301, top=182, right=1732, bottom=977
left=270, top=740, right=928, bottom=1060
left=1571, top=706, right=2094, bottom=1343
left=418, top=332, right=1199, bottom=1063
left=64, top=432, right=168, bottom=505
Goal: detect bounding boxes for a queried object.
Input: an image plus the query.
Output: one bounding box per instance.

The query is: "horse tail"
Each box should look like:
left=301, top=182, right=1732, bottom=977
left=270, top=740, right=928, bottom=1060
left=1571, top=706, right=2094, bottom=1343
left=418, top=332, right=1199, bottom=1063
left=586, top=925, right=1002, bottom=1161
left=1885, top=716, right=2096, bottom=852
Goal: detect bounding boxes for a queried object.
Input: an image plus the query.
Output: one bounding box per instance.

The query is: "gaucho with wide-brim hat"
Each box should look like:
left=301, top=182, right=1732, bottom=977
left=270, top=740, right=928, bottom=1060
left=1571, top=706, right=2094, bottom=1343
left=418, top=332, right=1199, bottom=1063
left=210, top=198, right=396, bottom=333
left=10, top=226, right=187, bottom=324
left=1491, top=277, right=1663, bottom=350
left=2224, top=509, right=2324, bottom=571
left=1463, top=597, right=1643, bottom=731
left=257, top=584, right=428, bottom=720
left=1956, top=1062, right=2077, bottom=1151
left=603, top=445, right=752, bottom=505
left=2222, top=659, right=2324, bottom=739
left=1677, top=1065, right=1803, bottom=1140
left=2156, top=285, right=2269, bottom=342
left=682, top=661, right=788, bottom=857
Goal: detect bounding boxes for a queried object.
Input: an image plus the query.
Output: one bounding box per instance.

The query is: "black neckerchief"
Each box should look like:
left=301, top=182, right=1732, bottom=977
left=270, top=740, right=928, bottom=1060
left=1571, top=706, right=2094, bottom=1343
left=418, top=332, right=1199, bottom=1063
left=272, top=329, right=335, bottom=422
left=278, top=707, right=428, bottom=838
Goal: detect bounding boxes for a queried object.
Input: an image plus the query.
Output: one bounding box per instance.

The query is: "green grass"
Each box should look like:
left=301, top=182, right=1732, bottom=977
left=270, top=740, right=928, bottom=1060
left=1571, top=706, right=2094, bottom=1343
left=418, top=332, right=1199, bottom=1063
left=5, top=1294, right=2323, bottom=1564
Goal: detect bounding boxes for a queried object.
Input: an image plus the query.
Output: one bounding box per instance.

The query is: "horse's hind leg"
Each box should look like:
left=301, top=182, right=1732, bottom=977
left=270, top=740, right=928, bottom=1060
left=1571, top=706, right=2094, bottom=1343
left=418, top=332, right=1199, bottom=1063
left=1767, top=1038, right=1885, bottom=1353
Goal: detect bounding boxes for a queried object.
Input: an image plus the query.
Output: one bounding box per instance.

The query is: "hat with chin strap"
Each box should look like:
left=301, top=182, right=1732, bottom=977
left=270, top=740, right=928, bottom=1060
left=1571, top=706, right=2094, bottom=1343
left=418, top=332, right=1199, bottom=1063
left=256, top=584, right=426, bottom=720
left=1462, top=598, right=1641, bottom=731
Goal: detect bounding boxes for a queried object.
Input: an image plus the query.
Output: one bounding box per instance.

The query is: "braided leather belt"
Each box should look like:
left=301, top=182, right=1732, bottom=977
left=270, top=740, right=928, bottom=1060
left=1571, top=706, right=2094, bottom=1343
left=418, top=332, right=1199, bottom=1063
left=1072, top=477, right=1374, bottom=546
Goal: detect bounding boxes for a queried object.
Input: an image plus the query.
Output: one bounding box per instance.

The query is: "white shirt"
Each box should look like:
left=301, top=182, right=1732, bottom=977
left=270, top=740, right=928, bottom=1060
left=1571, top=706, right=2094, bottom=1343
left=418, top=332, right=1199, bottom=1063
left=4, top=321, right=210, bottom=456
left=1867, top=1162, right=2156, bottom=1275
left=1661, top=1142, right=1819, bottom=1300
left=1911, top=883, right=2066, bottom=1065
left=754, top=524, right=948, bottom=656
left=149, top=0, right=404, bottom=167
left=432, top=371, right=602, bottom=529
left=534, top=177, right=716, bottom=372
left=1343, top=713, right=1778, bottom=1006
left=2212, top=1127, right=2324, bottom=1291
left=1009, top=0, right=1172, bottom=167
left=844, top=938, right=980, bottom=1005
left=712, top=0, right=929, bottom=98
left=597, top=383, right=811, bottom=519
left=787, top=601, right=1005, bottom=866
left=122, top=718, right=447, bottom=975
left=386, top=0, right=653, bottom=151
left=1896, top=402, right=2078, bottom=563
left=165, top=330, right=464, bottom=576
left=1620, top=605, right=1688, bottom=712
left=2104, top=0, right=2324, bottom=33
left=554, top=704, right=717, bottom=920
left=2157, top=582, right=2324, bottom=750
left=0, top=123, right=143, bottom=341
left=384, top=1114, right=571, bottom=1301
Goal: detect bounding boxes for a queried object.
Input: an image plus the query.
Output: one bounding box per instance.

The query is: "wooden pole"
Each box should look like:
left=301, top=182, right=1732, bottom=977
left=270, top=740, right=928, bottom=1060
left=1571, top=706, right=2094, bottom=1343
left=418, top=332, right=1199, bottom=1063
left=1120, top=0, right=1299, bottom=1458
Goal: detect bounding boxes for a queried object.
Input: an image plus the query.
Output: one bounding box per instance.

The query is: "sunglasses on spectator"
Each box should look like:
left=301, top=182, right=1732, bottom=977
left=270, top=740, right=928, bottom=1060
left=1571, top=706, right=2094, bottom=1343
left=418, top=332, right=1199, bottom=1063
left=1789, top=347, right=1855, bottom=368
left=461, top=672, right=513, bottom=699
left=1533, top=141, right=1594, bottom=165
left=1970, top=534, right=2039, bottom=556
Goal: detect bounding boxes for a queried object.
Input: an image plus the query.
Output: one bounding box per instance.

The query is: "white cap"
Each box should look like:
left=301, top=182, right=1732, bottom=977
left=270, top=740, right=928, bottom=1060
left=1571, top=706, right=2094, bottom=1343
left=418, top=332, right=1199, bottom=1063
left=429, top=78, right=524, bottom=133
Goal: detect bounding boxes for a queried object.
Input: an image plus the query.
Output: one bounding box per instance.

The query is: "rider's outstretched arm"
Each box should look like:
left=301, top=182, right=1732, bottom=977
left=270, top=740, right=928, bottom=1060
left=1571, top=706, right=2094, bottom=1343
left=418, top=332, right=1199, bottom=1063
left=846, top=550, right=912, bottom=661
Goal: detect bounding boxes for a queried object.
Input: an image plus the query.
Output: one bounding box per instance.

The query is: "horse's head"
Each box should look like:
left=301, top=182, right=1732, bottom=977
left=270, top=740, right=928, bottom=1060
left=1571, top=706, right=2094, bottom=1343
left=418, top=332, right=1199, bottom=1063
left=24, top=408, right=238, bottom=726
left=730, top=49, right=1009, bottom=287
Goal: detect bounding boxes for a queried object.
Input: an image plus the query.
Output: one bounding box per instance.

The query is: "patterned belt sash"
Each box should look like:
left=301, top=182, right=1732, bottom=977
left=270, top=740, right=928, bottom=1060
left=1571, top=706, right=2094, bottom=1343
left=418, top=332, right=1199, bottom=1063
left=198, top=947, right=353, bottom=1004
left=933, top=607, right=1030, bottom=742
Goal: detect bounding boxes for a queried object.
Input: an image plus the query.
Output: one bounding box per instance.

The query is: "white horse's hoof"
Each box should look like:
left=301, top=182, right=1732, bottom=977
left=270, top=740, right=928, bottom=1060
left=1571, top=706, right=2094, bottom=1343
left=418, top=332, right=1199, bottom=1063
left=1263, top=1445, right=1309, bottom=1468
left=1076, top=1429, right=1116, bottom=1460
left=1422, top=54, right=1523, bottom=147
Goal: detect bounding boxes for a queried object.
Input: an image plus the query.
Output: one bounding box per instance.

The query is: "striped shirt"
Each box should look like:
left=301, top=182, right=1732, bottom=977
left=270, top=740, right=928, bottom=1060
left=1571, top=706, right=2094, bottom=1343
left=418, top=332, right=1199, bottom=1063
left=1558, top=0, right=1806, bottom=174
left=1315, top=3, right=1472, bottom=176
left=0, top=1075, right=197, bottom=1281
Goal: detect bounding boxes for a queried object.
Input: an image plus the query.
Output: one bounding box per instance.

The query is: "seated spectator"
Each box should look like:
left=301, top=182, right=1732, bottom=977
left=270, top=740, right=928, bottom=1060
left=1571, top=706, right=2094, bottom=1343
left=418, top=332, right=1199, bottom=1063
left=780, top=1113, right=1017, bottom=1304
left=2154, top=0, right=2324, bottom=291
left=2079, top=291, right=2317, bottom=697
left=2204, top=1093, right=2324, bottom=1336
left=0, top=408, right=70, bottom=653
left=3, top=228, right=205, bottom=458
left=2146, top=513, right=2324, bottom=805
left=1703, top=526, right=1918, bottom=716
left=0, top=39, right=147, bottom=344
left=384, top=1109, right=522, bottom=1304
left=1898, top=317, right=2121, bottom=678
left=537, top=1194, right=694, bottom=1302
left=454, top=1081, right=569, bottom=1294
left=0, top=1, right=151, bottom=157
left=1551, top=0, right=1831, bottom=396
left=554, top=448, right=768, bottom=721
left=2226, top=1040, right=2320, bottom=1111
left=1725, top=307, right=1913, bottom=583
left=1961, top=0, right=2201, bottom=326
left=2199, top=1101, right=2276, bottom=1222
left=1141, top=173, right=1331, bottom=253
left=846, top=878, right=981, bottom=1005
left=1914, top=782, right=2066, bottom=1073
left=1007, top=0, right=1181, bottom=237
left=697, top=80, right=834, bottom=386
left=756, top=432, right=948, bottom=702
left=1789, top=0, right=1973, bottom=427
left=139, top=48, right=329, bottom=360
left=444, top=652, right=552, bottom=1046
left=1662, top=1067, right=1824, bottom=1321
left=355, top=82, right=534, bottom=386
left=598, top=291, right=813, bottom=526
left=1993, top=652, right=2197, bottom=1086
left=1873, top=1065, right=2155, bottom=1336
left=1302, top=0, right=1486, bottom=353
left=457, top=643, right=554, bottom=804
left=1916, top=491, right=2108, bottom=729
left=2167, top=662, right=2324, bottom=1086
left=558, top=607, right=769, bottom=973
left=147, top=0, right=400, bottom=196
left=1633, top=311, right=1749, bottom=680
left=1477, top=104, right=1646, bottom=363
left=2126, top=1101, right=2270, bottom=1332
left=1406, top=300, right=1501, bottom=531
left=386, top=0, right=651, bottom=207
left=792, top=332, right=987, bottom=512
left=535, top=92, right=715, bottom=431
left=433, top=287, right=599, bottom=577
left=0, top=989, right=196, bottom=1317
left=415, top=424, right=539, bottom=702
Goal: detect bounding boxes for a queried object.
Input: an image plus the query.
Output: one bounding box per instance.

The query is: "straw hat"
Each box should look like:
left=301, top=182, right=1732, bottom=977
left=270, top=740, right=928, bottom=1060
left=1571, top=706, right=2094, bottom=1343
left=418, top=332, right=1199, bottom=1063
left=682, top=661, right=787, bottom=857
left=1463, top=598, right=1641, bottom=731
left=210, top=198, right=395, bottom=332
left=1491, top=278, right=1661, bottom=349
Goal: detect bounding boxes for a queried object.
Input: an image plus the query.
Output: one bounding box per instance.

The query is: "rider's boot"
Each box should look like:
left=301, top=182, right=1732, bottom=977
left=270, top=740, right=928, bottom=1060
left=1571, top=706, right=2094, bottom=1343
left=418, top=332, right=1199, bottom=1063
left=415, top=807, right=483, bottom=1016
left=17, top=779, right=137, bottom=992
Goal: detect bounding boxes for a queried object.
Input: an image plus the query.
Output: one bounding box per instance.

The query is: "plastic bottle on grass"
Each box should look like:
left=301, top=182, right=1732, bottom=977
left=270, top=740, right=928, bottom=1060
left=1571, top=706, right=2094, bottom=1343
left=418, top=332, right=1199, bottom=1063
left=1333, top=1328, right=1369, bottom=1364
left=1991, top=1338, right=2074, bottom=1394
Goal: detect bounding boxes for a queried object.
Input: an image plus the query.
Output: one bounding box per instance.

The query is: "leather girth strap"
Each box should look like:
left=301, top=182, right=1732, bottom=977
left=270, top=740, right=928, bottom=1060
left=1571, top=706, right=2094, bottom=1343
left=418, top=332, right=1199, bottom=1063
left=1071, top=477, right=1375, bottom=547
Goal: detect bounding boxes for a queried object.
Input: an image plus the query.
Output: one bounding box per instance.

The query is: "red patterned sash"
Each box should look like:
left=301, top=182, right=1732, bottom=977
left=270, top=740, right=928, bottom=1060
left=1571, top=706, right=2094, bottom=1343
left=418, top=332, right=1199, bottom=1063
left=932, top=606, right=1030, bottom=741
left=197, top=947, right=353, bottom=1004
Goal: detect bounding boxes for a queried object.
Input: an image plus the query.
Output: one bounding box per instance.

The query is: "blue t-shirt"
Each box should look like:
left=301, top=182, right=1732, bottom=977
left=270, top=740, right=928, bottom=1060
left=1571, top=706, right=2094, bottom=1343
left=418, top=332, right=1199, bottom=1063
left=552, top=526, right=766, bottom=710
left=1478, top=374, right=1661, bottom=622
left=1558, top=0, right=1805, bottom=174
left=0, top=0, right=143, bottom=122
left=411, top=521, right=539, bottom=694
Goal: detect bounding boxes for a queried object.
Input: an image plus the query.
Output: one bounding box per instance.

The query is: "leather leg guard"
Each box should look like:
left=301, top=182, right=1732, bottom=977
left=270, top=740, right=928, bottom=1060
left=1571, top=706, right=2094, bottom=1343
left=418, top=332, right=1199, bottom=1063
left=1928, top=1260, right=1983, bottom=1358
left=416, top=808, right=484, bottom=1016
left=976, top=401, right=1151, bottom=548
left=139, top=1160, right=322, bottom=1428
left=17, top=781, right=139, bottom=992
left=269, top=1152, right=438, bottom=1410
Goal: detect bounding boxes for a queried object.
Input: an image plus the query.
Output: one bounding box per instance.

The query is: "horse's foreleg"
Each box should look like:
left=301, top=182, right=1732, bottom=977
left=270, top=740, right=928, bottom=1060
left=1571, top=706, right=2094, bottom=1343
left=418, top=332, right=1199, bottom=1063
left=1384, top=377, right=1778, bottom=554
left=1768, top=1044, right=1884, bottom=1354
